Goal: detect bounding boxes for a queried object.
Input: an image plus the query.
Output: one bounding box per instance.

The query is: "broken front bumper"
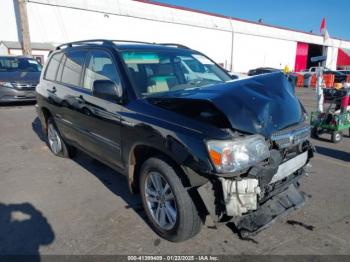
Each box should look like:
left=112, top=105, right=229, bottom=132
left=221, top=151, right=308, bottom=217
left=198, top=149, right=312, bottom=235
left=232, top=183, right=304, bottom=236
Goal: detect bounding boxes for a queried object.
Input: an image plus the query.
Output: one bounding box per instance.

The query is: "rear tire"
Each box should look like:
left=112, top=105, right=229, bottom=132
left=331, top=131, right=342, bottom=143
left=47, top=117, right=76, bottom=158
left=139, top=157, right=201, bottom=242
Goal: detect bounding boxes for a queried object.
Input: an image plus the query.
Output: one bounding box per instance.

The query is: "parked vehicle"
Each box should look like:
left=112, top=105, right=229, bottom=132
left=247, top=67, right=281, bottom=76
left=36, top=40, right=314, bottom=242
left=300, top=66, right=333, bottom=74
left=300, top=67, right=318, bottom=74
left=311, top=88, right=350, bottom=143
left=300, top=67, right=348, bottom=85
left=338, top=70, right=350, bottom=75
left=0, top=55, right=42, bottom=103
left=323, top=70, right=347, bottom=84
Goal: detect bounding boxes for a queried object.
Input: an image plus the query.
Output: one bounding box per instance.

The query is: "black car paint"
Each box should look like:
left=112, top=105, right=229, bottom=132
left=36, top=44, right=309, bottom=182
left=36, top=45, right=236, bottom=185
left=36, top=43, right=313, bottom=236
left=147, top=73, right=303, bottom=137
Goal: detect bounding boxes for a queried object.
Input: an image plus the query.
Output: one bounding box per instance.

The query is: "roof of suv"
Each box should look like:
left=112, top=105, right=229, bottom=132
left=55, top=39, right=195, bottom=53
left=115, top=44, right=192, bottom=52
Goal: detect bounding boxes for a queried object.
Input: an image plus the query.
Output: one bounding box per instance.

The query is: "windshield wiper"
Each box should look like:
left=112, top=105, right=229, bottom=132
left=187, top=78, right=221, bottom=87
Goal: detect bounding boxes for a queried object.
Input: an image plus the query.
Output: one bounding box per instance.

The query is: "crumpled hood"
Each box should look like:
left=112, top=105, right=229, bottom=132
left=150, top=73, right=303, bottom=137
left=0, top=71, right=40, bottom=83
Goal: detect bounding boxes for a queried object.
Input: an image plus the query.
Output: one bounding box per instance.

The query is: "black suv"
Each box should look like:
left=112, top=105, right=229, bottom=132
left=36, top=40, right=314, bottom=242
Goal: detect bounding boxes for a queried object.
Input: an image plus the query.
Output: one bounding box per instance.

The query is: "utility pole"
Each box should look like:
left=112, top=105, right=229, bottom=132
left=17, top=0, right=32, bottom=55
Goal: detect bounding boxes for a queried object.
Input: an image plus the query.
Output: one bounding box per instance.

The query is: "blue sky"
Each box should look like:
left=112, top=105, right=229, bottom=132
left=154, top=0, right=349, bottom=40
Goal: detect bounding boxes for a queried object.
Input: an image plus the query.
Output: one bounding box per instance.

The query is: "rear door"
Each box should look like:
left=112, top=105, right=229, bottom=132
left=52, top=49, right=89, bottom=144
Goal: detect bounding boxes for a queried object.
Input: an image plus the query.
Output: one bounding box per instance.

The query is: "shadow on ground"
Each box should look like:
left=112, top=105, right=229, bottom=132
left=32, top=117, right=46, bottom=142
left=31, top=117, right=146, bottom=222
left=31, top=117, right=210, bottom=241
left=0, top=202, right=54, bottom=261
left=0, top=101, right=36, bottom=107
left=315, top=145, right=350, bottom=162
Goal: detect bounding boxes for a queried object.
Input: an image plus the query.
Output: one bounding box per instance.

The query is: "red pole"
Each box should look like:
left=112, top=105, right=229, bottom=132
left=340, top=94, right=350, bottom=113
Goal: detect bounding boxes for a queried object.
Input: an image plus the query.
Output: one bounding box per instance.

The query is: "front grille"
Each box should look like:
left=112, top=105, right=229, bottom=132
left=271, top=122, right=310, bottom=149
left=11, top=82, right=37, bottom=90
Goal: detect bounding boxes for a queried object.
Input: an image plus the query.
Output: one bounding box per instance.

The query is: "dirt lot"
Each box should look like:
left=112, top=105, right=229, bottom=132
left=0, top=88, right=349, bottom=255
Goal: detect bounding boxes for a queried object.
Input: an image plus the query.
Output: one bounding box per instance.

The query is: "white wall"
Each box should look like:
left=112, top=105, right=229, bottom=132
left=0, top=43, right=9, bottom=55
left=0, top=0, right=19, bottom=42
left=232, top=33, right=297, bottom=72
left=325, top=46, right=338, bottom=70
left=1, top=0, right=350, bottom=72
left=25, top=1, right=233, bottom=68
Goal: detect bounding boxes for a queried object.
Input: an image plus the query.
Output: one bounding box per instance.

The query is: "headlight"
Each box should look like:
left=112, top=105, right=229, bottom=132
left=207, top=135, right=270, bottom=173
left=0, top=81, right=14, bottom=88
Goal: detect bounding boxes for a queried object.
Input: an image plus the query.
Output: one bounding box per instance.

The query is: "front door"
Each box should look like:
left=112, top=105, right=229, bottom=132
left=73, top=49, right=124, bottom=168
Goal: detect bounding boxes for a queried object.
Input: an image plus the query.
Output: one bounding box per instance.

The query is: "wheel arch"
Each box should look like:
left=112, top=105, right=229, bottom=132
left=38, top=106, right=52, bottom=134
left=127, top=144, right=208, bottom=194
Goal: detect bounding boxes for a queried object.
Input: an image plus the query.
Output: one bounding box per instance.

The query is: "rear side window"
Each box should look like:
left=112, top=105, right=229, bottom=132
left=61, top=51, right=87, bottom=86
left=83, top=50, right=120, bottom=90
left=45, top=53, right=63, bottom=81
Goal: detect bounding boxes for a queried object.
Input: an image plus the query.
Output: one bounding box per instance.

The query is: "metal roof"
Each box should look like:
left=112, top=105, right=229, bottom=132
left=0, top=41, right=55, bottom=50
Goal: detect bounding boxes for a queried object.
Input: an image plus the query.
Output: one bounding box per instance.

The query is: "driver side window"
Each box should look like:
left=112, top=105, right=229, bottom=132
left=83, top=50, right=121, bottom=90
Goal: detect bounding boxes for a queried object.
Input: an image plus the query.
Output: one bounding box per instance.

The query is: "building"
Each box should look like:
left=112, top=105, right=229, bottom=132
left=1, top=0, right=350, bottom=72
left=0, top=41, right=55, bottom=64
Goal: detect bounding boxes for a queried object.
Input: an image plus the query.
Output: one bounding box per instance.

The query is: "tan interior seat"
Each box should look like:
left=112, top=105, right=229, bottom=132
left=147, top=63, right=178, bottom=93
left=147, top=76, right=171, bottom=93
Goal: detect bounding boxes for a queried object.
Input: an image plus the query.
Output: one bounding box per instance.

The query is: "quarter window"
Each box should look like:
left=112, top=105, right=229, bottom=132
left=83, top=50, right=120, bottom=90
left=61, top=51, right=87, bottom=86
left=44, top=52, right=63, bottom=81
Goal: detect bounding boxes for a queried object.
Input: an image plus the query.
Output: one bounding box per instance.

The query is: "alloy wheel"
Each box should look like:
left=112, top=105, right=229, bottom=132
left=48, top=123, right=62, bottom=154
left=144, top=172, right=177, bottom=230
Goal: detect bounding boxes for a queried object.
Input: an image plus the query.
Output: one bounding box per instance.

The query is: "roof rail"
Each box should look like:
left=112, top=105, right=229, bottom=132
left=55, top=39, right=114, bottom=50
left=55, top=39, right=192, bottom=50
left=112, top=40, right=153, bottom=45
left=157, top=43, right=191, bottom=49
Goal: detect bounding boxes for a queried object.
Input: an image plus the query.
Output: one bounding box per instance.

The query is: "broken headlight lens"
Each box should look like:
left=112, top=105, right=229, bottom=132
left=207, top=135, right=270, bottom=173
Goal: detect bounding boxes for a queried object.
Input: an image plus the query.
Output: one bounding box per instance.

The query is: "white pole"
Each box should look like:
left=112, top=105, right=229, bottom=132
left=316, top=62, right=324, bottom=113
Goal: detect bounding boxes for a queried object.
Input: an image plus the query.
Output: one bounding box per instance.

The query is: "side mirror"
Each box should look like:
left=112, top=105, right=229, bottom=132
left=92, top=80, right=123, bottom=101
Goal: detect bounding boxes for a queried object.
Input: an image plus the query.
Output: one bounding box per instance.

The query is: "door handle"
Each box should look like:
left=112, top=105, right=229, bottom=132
left=47, top=86, right=56, bottom=94
left=77, top=95, right=85, bottom=104
left=120, top=118, right=135, bottom=127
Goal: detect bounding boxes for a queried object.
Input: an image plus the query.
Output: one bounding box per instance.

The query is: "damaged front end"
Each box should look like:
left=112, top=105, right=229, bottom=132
left=149, top=72, right=315, bottom=236
left=198, top=123, right=314, bottom=236
left=192, top=73, right=315, bottom=236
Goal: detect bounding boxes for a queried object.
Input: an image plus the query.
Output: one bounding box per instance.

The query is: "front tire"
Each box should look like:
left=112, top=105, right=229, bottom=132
left=139, top=157, right=201, bottom=242
left=47, top=117, right=75, bottom=158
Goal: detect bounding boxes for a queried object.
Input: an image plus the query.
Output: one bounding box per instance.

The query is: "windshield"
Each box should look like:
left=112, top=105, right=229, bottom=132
left=0, top=57, right=42, bottom=72
left=121, top=50, right=231, bottom=98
